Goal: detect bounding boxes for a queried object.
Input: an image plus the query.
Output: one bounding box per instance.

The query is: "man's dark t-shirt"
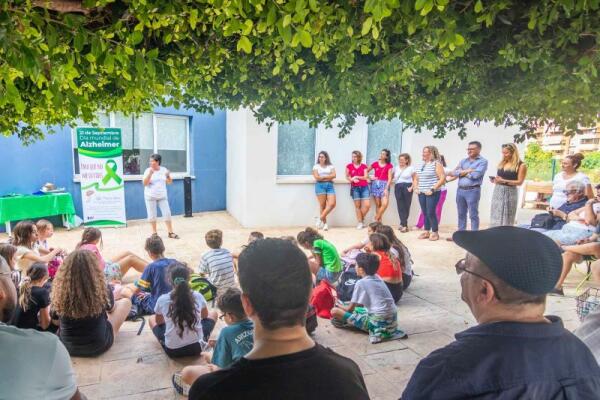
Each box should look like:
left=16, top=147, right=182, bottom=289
left=189, top=344, right=369, bottom=399
left=14, top=286, right=50, bottom=330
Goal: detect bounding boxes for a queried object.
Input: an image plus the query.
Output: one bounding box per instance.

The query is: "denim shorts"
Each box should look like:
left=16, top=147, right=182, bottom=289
left=316, top=267, right=342, bottom=285
left=315, top=181, right=335, bottom=195
left=350, top=185, right=370, bottom=201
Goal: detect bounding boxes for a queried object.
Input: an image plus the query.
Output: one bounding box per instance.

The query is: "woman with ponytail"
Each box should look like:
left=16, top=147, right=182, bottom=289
left=14, top=262, right=55, bottom=331
left=149, top=262, right=217, bottom=358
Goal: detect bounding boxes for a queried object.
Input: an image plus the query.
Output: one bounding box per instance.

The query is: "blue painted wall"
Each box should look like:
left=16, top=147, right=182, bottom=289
left=0, top=107, right=227, bottom=231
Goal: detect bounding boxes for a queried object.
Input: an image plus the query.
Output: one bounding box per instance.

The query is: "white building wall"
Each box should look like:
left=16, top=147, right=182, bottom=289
left=227, top=109, right=526, bottom=228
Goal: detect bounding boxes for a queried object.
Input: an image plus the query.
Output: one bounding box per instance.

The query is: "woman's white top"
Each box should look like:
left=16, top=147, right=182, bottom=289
left=393, top=166, right=415, bottom=184
left=313, top=164, right=335, bottom=178
left=143, top=167, right=169, bottom=199
left=549, top=172, right=591, bottom=209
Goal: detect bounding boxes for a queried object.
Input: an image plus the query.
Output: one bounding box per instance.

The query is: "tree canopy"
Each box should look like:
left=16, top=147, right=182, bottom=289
left=2, top=0, right=599, bottom=143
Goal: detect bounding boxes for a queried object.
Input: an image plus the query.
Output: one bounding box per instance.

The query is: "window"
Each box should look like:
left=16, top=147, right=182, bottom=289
left=72, top=113, right=190, bottom=176
left=366, top=118, right=403, bottom=164
left=277, top=120, right=316, bottom=175
left=581, top=138, right=600, bottom=145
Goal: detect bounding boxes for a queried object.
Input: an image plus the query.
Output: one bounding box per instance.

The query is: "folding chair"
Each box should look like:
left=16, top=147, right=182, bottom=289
left=575, top=255, right=597, bottom=294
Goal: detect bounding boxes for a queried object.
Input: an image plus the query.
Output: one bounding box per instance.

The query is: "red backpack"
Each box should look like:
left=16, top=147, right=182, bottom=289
left=310, top=280, right=337, bottom=319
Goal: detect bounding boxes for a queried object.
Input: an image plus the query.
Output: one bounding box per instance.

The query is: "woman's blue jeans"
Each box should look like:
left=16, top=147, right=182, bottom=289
left=418, top=191, right=441, bottom=232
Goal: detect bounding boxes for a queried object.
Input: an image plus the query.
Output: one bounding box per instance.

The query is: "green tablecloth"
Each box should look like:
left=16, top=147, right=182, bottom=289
left=0, top=193, right=76, bottom=226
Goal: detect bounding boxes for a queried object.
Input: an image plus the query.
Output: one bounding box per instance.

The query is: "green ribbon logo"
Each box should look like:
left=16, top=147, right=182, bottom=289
left=102, top=160, right=122, bottom=185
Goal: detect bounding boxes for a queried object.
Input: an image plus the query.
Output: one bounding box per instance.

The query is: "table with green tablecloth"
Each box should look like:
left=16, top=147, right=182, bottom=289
left=0, top=193, right=76, bottom=235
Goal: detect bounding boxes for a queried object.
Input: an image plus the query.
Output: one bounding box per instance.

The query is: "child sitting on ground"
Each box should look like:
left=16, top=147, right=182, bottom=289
left=77, top=227, right=148, bottom=282
left=13, top=262, right=56, bottom=332
left=232, top=231, right=264, bottom=261
left=35, top=219, right=64, bottom=279
left=149, top=262, right=217, bottom=358
left=297, top=227, right=342, bottom=284
left=198, top=229, right=236, bottom=293
left=367, top=233, right=404, bottom=303
left=0, top=243, right=20, bottom=288
left=118, top=235, right=176, bottom=315
left=172, top=287, right=254, bottom=396
left=331, top=253, right=407, bottom=344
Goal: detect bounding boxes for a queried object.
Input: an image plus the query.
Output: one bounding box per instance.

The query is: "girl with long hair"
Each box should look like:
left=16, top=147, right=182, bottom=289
left=367, top=233, right=403, bottom=302
left=346, top=150, right=370, bottom=229
left=149, top=262, right=217, bottom=358
left=76, top=227, right=148, bottom=282
left=490, top=143, right=528, bottom=226
left=313, top=151, right=336, bottom=231
left=297, top=227, right=342, bottom=284
left=374, top=225, right=414, bottom=289
left=13, top=262, right=55, bottom=331
left=414, top=146, right=446, bottom=241
left=549, top=153, right=593, bottom=209
left=51, top=250, right=132, bottom=356
left=369, top=149, right=394, bottom=222
left=12, top=220, right=63, bottom=274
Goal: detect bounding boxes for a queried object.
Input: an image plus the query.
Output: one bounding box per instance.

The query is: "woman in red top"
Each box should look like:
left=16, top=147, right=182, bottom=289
left=368, top=149, right=394, bottom=223
left=368, top=233, right=403, bottom=302
left=346, top=150, right=371, bottom=230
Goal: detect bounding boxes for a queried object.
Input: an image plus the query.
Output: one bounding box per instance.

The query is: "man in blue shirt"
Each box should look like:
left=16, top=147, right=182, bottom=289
left=449, top=141, right=488, bottom=234
left=402, top=227, right=600, bottom=399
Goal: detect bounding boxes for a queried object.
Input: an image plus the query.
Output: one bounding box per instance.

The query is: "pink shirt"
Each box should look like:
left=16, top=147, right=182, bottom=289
left=370, top=161, right=393, bottom=181
left=79, top=243, right=106, bottom=270
left=346, top=163, right=368, bottom=187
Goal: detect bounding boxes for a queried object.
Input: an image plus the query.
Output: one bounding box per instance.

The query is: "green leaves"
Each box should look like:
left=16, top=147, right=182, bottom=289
left=1, top=0, right=599, bottom=143
left=237, top=36, right=252, bottom=54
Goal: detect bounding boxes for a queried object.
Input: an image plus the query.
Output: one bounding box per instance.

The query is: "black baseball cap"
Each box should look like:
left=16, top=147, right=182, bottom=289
left=453, top=226, right=562, bottom=296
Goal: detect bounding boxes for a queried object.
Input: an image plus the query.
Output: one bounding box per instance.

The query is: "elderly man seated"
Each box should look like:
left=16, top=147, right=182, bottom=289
left=401, top=227, right=600, bottom=399
left=543, top=181, right=599, bottom=245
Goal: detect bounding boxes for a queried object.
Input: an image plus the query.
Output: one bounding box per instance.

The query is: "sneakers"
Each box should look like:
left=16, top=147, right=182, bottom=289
left=315, top=218, right=322, bottom=229
left=323, top=223, right=329, bottom=231
left=172, top=372, right=190, bottom=396
left=356, top=222, right=364, bottom=230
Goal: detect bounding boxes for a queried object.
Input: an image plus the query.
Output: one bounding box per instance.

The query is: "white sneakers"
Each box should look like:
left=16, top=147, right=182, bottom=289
left=314, top=218, right=329, bottom=230
left=356, top=222, right=364, bottom=230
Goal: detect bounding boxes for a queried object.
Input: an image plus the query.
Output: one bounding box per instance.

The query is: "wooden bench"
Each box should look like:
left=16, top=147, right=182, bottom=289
left=521, top=181, right=553, bottom=210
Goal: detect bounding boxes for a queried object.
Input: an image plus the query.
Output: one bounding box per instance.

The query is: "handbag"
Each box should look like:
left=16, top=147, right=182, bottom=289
left=530, top=213, right=556, bottom=230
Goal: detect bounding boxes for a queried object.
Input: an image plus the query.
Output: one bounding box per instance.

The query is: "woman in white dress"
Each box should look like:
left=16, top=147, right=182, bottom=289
left=143, top=154, right=179, bottom=238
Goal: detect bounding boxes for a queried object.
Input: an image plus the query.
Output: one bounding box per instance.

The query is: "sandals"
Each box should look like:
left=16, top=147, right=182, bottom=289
left=418, top=232, right=430, bottom=240
left=429, top=232, right=439, bottom=241
left=172, top=372, right=190, bottom=396
left=168, top=232, right=180, bottom=239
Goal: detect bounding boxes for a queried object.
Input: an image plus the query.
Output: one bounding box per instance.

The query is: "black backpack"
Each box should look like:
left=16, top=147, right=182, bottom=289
left=530, top=213, right=556, bottom=230
left=337, top=265, right=359, bottom=302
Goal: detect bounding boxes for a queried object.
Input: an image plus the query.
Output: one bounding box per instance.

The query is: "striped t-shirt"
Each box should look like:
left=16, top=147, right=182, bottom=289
left=417, top=161, right=439, bottom=192
left=198, top=248, right=236, bottom=290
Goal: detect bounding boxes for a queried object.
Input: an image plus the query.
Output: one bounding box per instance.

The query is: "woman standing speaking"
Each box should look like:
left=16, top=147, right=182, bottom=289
left=143, top=154, right=179, bottom=239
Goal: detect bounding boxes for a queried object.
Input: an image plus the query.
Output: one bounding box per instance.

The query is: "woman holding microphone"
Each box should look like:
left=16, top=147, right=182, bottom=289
left=143, top=154, right=179, bottom=238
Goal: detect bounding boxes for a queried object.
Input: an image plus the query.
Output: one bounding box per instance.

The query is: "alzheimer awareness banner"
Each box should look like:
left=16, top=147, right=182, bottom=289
left=77, top=127, right=126, bottom=227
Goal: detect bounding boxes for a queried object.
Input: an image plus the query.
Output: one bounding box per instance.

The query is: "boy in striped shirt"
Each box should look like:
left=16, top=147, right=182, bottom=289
left=198, top=230, right=237, bottom=292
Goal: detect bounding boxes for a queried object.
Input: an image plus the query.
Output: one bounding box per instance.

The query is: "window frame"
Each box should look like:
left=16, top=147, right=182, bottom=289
left=71, top=112, right=193, bottom=181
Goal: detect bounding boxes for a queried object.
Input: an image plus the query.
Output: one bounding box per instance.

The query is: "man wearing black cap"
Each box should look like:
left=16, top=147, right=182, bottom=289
left=402, top=227, right=600, bottom=399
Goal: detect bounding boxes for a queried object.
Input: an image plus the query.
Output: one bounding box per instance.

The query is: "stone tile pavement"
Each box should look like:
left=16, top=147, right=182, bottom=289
left=2, top=211, right=586, bottom=399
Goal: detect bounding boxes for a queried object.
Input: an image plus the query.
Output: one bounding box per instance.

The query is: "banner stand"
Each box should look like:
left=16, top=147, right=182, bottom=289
left=77, top=127, right=127, bottom=227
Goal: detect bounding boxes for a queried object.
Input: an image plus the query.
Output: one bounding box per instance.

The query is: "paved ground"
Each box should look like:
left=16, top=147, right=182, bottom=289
left=2, top=210, right=588, bottom=399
